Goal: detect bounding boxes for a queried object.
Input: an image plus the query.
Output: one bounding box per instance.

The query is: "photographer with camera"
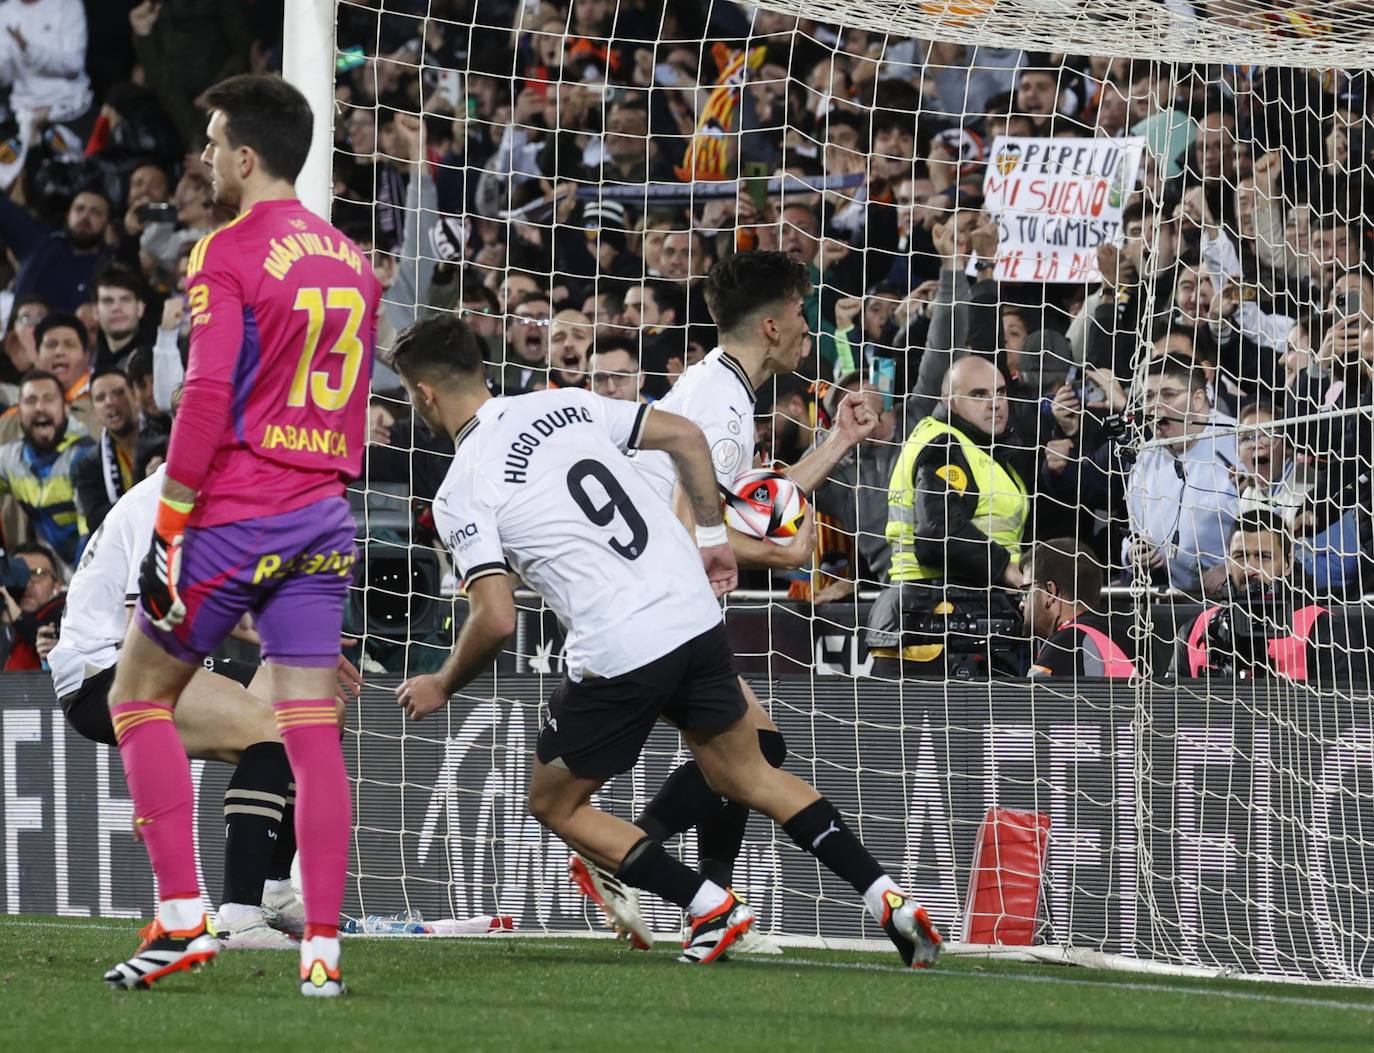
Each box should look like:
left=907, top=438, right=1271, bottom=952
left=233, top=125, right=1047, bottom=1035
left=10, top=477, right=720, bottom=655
left=0, top=541, right=64, bottom=670
left=1176, top=511, right=1338, bottom=683
left=867, top=355, right=1030, bottom=679
left=1020, top=538, right=1136, bottom=678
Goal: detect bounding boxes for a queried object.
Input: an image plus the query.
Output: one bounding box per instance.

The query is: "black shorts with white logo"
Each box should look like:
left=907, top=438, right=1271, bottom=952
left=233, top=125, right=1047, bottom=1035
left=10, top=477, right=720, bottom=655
left=536, top=622, right=747, bottom=780
left=57, top=655, right=257, bottom=747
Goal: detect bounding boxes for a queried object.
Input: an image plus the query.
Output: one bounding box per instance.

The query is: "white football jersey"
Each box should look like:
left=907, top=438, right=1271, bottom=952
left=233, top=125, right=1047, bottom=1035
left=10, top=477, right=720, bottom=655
left=49, top=466, right=164, bottom=698
left=634, top=346, right=757, bottom=502
left=432, top=389, right=722, bottom=682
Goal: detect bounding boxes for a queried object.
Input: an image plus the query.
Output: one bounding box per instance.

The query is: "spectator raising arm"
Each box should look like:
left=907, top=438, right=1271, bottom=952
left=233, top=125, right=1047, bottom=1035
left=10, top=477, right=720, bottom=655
left=0, top=192, right=53, bottom=261
left=152, top=295, right=185, bottom=415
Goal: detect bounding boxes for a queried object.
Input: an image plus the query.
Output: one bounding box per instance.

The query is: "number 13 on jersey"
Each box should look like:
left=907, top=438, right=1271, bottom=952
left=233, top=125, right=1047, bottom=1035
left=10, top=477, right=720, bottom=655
left=288, top=286, right=367, bottom=410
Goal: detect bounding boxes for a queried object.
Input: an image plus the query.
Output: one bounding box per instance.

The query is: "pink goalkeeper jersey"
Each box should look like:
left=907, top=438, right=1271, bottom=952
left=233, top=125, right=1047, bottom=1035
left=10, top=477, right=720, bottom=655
left=169, top=198, right=381, bottom=528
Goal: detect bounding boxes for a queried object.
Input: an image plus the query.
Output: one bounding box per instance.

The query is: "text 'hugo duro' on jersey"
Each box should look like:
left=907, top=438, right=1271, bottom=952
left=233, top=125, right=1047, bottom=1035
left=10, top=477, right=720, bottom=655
left=431, top=388, right=723, bottom=682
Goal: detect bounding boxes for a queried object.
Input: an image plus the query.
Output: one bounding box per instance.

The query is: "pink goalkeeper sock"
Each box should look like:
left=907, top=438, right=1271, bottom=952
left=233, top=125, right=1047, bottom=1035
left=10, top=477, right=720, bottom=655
left=275, top=700, right=350, bottom=930
left=110, top=700, right=200, bottom=901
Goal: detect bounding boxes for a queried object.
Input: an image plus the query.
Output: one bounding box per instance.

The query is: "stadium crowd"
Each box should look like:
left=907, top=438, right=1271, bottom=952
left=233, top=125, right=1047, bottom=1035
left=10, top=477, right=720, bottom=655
left=0, top=0, right=1369, bottom=680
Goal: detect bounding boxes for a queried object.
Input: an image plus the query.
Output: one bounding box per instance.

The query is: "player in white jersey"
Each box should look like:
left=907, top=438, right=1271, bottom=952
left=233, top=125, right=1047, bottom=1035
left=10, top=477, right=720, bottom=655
left=578, top=251, right=886, bottom=951
left=390, top=314, right=940, bottom=969
left=49, top=467, right=359, bottom=949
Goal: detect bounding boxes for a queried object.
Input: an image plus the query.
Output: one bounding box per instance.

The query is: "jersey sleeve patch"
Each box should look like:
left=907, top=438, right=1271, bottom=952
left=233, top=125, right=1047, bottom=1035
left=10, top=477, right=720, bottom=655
left=434, top=470, right=507, bottom=580
left=711, top=437, right=743, bottom=478
left=187, top=282, right=211, bottom=327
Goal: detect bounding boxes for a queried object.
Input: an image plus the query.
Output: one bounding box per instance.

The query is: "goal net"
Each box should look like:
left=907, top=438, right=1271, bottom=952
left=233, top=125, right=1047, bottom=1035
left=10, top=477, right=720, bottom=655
left=320, top=0, right=1374, bottom=982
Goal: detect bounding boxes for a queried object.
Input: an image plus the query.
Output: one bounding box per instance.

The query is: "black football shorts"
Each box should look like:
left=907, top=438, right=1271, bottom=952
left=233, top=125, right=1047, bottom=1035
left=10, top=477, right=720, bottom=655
left=536, top=623, right=747, bottom=780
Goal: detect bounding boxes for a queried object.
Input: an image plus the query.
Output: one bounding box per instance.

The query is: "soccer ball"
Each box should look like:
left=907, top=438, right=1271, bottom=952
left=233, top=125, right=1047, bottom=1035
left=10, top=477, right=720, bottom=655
left=723, top=470, right=808, bottom=546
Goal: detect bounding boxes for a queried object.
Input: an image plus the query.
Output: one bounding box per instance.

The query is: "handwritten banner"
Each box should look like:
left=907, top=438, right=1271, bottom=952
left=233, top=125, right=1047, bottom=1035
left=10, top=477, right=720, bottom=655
left=981, top=136, right=1144, bottom=284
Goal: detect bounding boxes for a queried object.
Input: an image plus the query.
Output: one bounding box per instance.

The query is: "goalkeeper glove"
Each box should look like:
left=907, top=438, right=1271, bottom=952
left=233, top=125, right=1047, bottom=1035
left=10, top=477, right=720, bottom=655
left=139, top=496, right=193, bottom=629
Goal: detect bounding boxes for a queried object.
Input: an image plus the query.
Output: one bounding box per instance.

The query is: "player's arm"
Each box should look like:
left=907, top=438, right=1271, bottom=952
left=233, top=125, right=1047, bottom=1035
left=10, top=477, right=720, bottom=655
left=140, top=239, right=243, bottom=628
left=397, top=573, right=516, bottom=720
left=636, top=405, right=738, bottom=597
left=670, top=485, right=816, bottom=571
left=649, top=391, right=817, bottom=572
left=779, top=389, right=881, bottom=492
left=684, top=390, right=876, bottom=571
left=399, top=480, right=515, bottom=717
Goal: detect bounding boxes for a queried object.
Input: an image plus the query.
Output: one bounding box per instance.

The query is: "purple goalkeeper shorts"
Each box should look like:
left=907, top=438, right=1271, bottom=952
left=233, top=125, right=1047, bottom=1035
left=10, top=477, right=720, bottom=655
left=136, top=496, right=357, bottom=668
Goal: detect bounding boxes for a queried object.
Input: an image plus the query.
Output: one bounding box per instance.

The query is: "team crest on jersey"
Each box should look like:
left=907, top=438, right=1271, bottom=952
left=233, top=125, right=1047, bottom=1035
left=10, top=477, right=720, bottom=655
left=290, top=218, right=309, bottom=230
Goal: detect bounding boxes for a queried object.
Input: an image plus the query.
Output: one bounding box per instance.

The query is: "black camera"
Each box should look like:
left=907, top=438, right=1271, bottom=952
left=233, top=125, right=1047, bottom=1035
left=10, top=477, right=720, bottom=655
left=0, top=553, right=30, bottom=605
left=1206, top=589, right=1288, bottom=679
left=1102, top=411, right=1130, bottom=440
left=866, top=584, right=1026, bottom=679
left=903, top=610, right=1023, bottom=653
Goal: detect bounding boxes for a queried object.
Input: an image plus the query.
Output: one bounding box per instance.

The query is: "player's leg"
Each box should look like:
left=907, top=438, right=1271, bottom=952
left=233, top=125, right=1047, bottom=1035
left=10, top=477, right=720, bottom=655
left=239, top=661, right=307, bottom=934
left=102, top=622, right=220, bottom=989
left=103, top=512, right=292, bottom=989
left=258, top=776, right=304, bottom=934
left=251, top=496, right=357, bottom=997
left=636, top=680, right=786, bottom=886
left=533, top=661, right=753, bottom=964
left=171, top=668, right=297, bottom=948
left=665, top=624, right=939, bottom=968
left=690, top=688, right=786, bottom=954
left=170, top=664, right=277, bottom=761
left=586, top=680, right=782, bottom=953
left=527, top=762, right=641, bottom=868
left=528, top=761, right=750, bottom=964
left=263, top=660, right=348, bottom=994
left=65, top=661, right=296, bottom=949
left=684, top=716, right=941, bottom=969
left=685, top=680, right=787, bottom=954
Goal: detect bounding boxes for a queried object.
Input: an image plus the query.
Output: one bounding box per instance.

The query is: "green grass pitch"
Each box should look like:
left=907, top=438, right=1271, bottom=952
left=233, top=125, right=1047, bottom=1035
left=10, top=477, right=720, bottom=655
left=4, top=916, right=1373, bottom=1051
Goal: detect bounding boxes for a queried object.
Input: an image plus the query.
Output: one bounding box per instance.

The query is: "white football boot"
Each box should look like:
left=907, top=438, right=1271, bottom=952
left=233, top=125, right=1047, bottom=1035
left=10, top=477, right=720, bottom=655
left=569, top=854, right=654, bottom=950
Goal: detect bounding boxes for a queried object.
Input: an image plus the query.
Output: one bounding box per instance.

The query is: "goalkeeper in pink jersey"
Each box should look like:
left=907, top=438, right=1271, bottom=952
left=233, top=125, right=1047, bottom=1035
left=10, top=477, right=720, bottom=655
left=103, top=75, right=380, bottom=998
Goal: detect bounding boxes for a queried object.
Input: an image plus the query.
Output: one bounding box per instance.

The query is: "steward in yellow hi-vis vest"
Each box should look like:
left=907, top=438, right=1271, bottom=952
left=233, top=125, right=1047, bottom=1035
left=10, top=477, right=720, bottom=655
left=866, top=357, right=1030, bottom=679
left=885, top=414, right=1028, bottom=583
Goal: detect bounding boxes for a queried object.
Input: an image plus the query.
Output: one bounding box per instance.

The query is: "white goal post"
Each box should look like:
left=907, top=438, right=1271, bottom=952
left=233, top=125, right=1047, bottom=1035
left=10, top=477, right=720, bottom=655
left=283, top=0, right=337, bottom=219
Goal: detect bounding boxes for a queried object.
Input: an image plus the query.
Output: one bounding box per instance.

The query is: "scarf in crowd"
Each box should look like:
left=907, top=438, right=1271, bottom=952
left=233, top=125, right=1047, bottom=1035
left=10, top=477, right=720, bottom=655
left=675, top=44, right=767, bottom=182
left=99, top=429, right=131, bottom=508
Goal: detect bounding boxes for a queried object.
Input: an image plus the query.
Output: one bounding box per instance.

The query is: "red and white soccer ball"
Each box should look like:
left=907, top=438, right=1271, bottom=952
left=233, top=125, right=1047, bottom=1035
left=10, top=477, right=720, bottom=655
left=723, top=469, right=808, bottom=546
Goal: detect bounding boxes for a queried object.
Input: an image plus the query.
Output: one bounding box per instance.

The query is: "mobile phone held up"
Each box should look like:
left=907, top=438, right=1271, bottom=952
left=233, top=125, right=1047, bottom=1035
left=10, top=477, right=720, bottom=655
left=137, top=202, right=177, bottom=224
